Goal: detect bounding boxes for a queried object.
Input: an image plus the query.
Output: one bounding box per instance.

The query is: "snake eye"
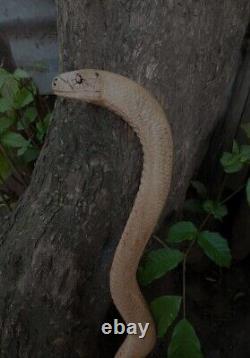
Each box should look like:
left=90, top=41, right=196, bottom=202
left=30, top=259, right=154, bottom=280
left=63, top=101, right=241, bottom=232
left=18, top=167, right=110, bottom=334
left=75, top=73, right=84, bottom=84
left=52, top=78, right=58, bottom=87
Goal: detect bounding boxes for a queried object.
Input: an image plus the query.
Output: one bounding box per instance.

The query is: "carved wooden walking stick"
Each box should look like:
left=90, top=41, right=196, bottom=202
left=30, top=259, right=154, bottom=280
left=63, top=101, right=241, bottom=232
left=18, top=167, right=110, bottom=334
left=52, top=69, right=173, bottom=357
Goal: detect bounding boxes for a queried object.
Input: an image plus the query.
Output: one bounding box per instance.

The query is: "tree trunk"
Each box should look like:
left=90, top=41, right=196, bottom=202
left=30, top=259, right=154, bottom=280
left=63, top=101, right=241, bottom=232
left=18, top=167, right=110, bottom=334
left=0, top=1, right=250, bottom=357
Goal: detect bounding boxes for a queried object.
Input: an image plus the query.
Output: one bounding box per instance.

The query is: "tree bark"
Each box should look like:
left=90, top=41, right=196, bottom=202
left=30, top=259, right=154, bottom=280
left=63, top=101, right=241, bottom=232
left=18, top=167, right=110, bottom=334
left=0, top=1, right=250, bottom=357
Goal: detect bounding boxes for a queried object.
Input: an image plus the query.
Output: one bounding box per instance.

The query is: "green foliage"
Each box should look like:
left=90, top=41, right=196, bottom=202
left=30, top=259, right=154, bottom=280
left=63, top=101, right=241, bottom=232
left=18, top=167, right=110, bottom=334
left=13, top=68, right=31, bottom=80
left=220, top=152, right=243, bottom=173
left=184, top=181, right=208, bottom=214
left=0, top=68, right=51, bottom=207
left=0, top=116, right=15, bottom=134
left=139, top=128, right=250, bottom=356
left=1, top=132, right=29, bottom=149
left=220, top=141, right=250, bottom=173
left=197, top=231, right=231, bottom=267
left=0, top=68, right=50, bottom=157
left=138, top=248, right=184, bottom=286
left=0, top=69, right=11, bottom=89
left=0, top=153, right=11, bottom=181
left=202, top=200, right=228, bottom=221
left=167, top=221, right=198, bottom=243
left=166, top=221, right=231, bottom=267
left=168, top=319, right=203, bottom=358
left=36, top=113, right=52, bottom=143
left=14, top=87, right=34, bottom=109
left=20, top=147, right=40, bottom=163
left=0, top=98, right=13, bottom=113
left=150, top=296, right=182, bottom=338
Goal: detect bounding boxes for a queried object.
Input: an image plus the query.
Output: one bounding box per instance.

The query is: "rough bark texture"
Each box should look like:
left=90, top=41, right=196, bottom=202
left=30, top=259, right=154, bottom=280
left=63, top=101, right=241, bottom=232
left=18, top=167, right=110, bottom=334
left=0, top=1, right=250, bottom=357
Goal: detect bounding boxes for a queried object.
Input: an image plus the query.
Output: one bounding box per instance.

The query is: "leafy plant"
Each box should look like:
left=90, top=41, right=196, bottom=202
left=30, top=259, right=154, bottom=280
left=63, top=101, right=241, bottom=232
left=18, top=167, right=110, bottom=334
left=168, top=319, right=203, bottom=358
left=0, top=68, right=51, bottom=210
left=150, top=296, right=182, bottom=338
left=220, top=140, right=250, bottom=173
left=138, top=131, right=250, bottom=357
left=202, top=200, right=227, bottom=221
left=138, top=248, right=184, bottom=286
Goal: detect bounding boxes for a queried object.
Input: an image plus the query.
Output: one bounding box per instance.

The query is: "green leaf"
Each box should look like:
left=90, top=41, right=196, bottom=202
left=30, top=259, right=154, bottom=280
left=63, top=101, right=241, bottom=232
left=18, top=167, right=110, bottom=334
left=232, top=140, right=240, bottom=154
left=13, top=69, right=30, bottom=80
left=0, top=68, right=11, bottom=89
left=21, top=147, right=39, bottom=162
left=17, top=121, right=25, bottom=130
left=43, top=112, right=52, bottom=127
left=0, top=152, right=11, bottom=180
left=246, top=179, right=250, bottom=206
left=0, top=116, right=15, bottom=134
left=36, top=115, right=51, bottom=143
left=0, top=68, right=9, bottom=76
left=168, top=221, right=198, bottom=243
left=0, top=132, right=29, bottom=149
left=24, top=106, right=37, bottom=123
left=221, top=144, right=250, bottom=173
left=0, top=98, right=13, bottom=113
left=26, top=82, right=37, bottom=96
left=241, top=123, right=250, bottom=139
left=150, top=296, right=182, bottom=338
left=36, top=121, right=43, bottom=132
left=17, top=107, right=37, bottom=130
left=191, top=181, right=207, bottom=198
left=36, top=121, right=46, bottom=142
left=202, top=200, right=228, bottom=221
left=13, top=88, right=34, bottom=109
left=240, top=145, right=250, bottom=162
left=168, top=319, right=203, bottom=358
left=197, top=231, right=231, bottom=268
left=184, top=199, right=205, bottom=214
left=220, top=152, right=243, bottom=173
left=138, top=248, right=184, bottom=286
left=17, top=145, right=29, bottom=156
left=1, top=77, right=19, bottom=100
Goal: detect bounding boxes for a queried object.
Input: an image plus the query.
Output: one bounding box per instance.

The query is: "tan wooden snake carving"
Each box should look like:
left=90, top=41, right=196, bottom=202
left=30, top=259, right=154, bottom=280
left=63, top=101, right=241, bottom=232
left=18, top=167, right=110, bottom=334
left=52, top=69, right=173, bottom=357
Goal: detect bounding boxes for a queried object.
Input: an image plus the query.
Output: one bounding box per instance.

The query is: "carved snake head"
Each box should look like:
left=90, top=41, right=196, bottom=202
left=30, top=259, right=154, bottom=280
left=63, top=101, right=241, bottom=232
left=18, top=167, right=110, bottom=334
left=52, top=69, right=103, bottom=102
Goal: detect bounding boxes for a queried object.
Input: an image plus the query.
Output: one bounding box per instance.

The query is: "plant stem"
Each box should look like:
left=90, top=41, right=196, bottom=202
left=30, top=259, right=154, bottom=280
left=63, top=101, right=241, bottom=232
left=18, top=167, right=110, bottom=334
left=153, top=235, right=168, bottom=248
left=182, top=239, right=196, bottom=319
left=182, top=212, right=211, bottom=318
left=182, top=177, right=247, bottom=318
left=198, top=213, right=212, bottom=231
left=17, top=112, right=40, bottom=149
left=220, top=184, right=246, bottom=205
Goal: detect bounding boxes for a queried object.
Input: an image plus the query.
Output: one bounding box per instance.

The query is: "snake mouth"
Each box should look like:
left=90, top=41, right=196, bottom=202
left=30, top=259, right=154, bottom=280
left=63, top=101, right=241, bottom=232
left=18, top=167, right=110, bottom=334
left=52, top=88, right=78, bottom=100
left=52, top=89, right=70, bottom=95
